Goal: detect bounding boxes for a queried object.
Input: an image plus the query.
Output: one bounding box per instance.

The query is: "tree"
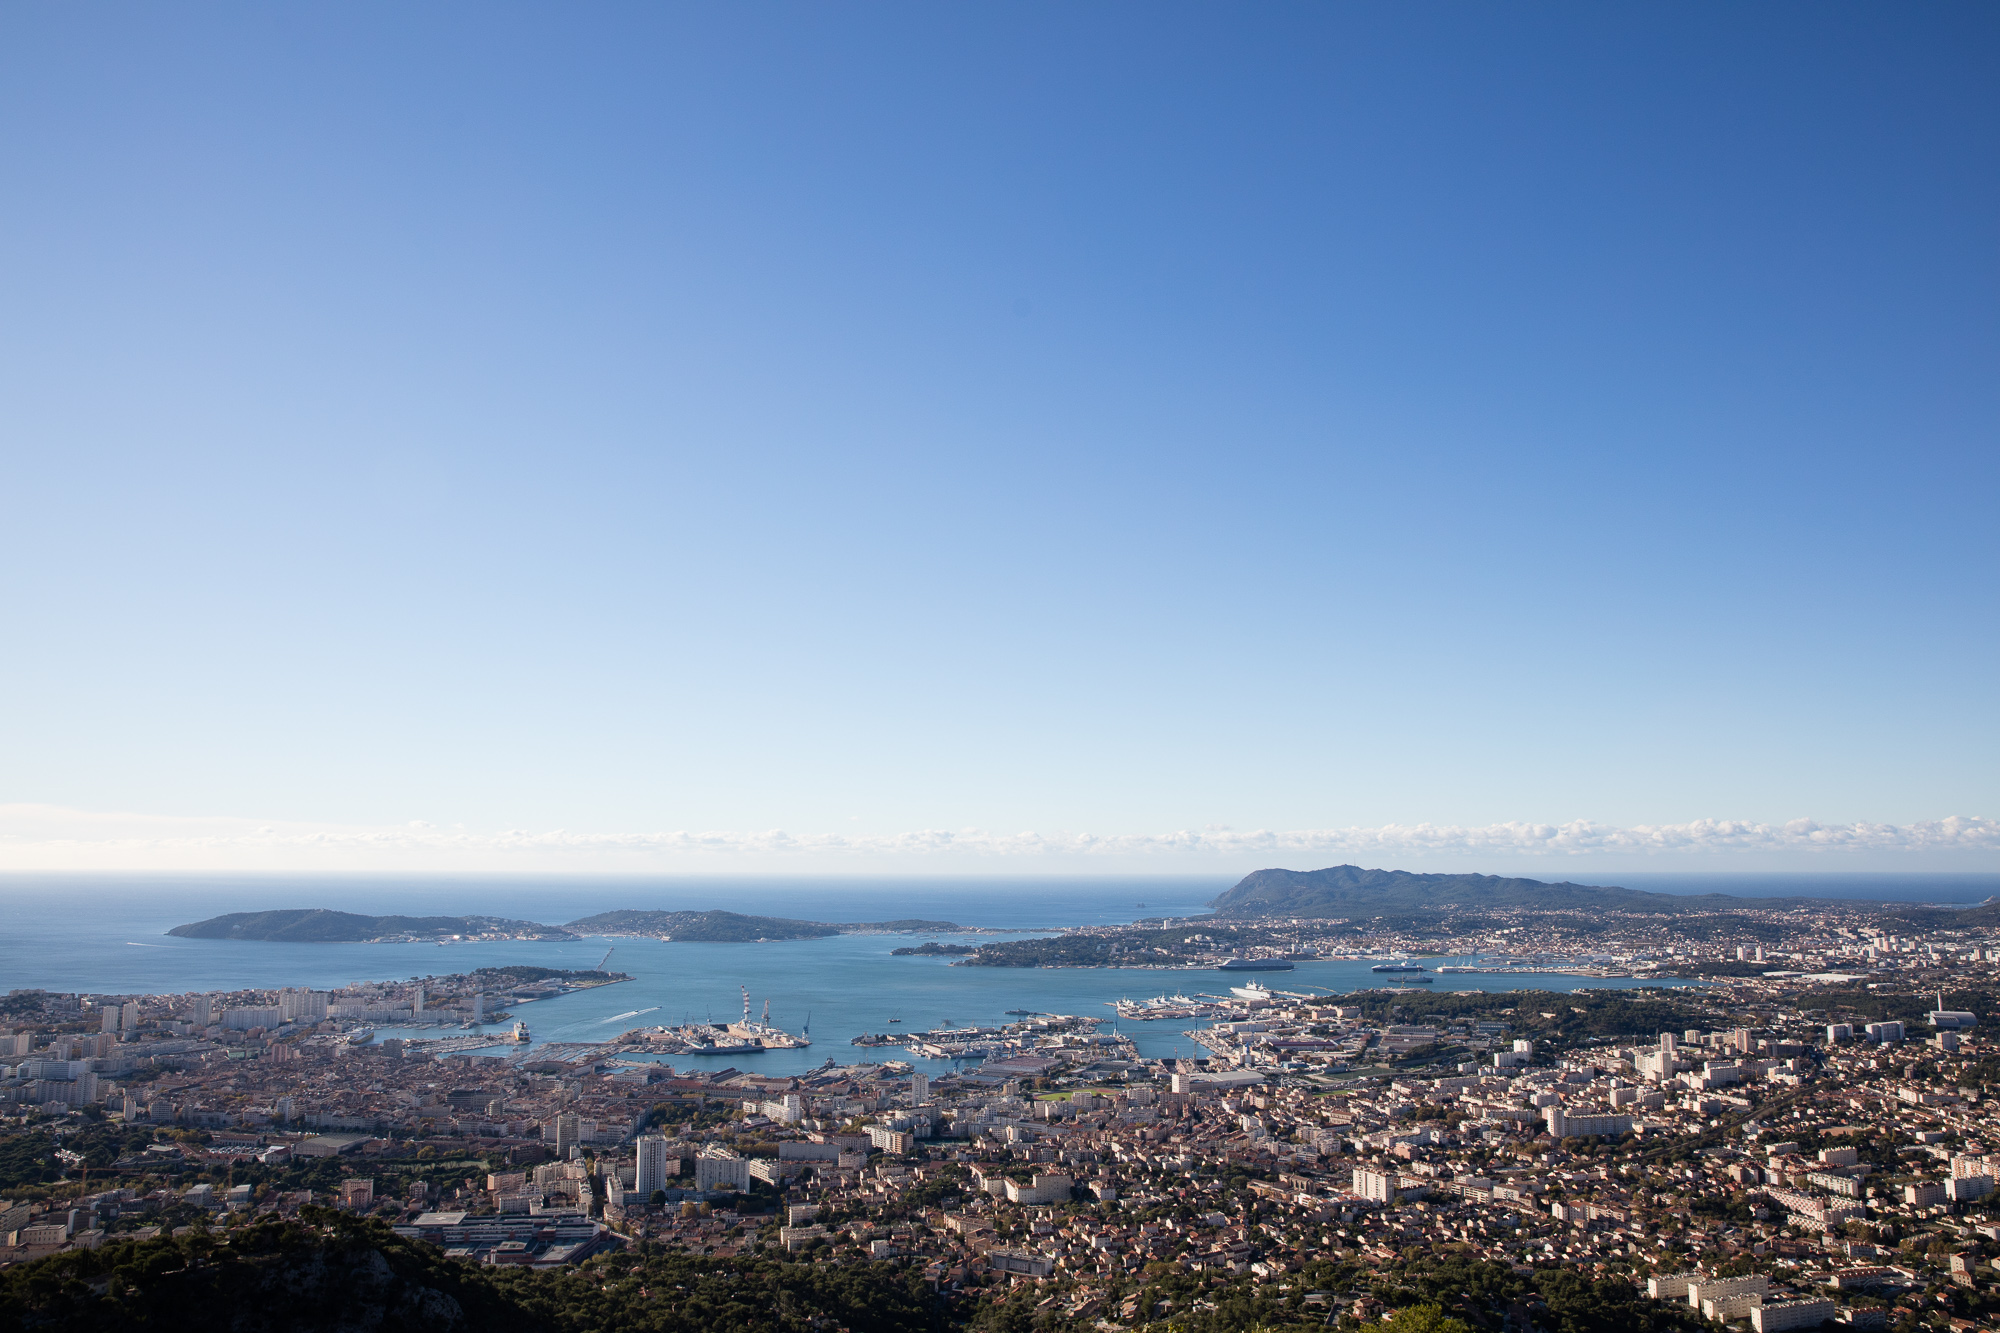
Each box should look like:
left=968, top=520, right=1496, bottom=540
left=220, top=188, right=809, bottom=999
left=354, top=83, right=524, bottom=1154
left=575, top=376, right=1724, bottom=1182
left=650, top=1189, right=668, bottom=1207
left=1384, top=1303, right=1475, bottom=1333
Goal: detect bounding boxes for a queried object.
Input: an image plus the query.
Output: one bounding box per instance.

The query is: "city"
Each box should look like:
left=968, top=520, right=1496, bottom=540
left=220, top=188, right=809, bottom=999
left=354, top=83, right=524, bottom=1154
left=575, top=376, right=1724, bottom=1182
left=4, top=902, right=1999, bottom=1333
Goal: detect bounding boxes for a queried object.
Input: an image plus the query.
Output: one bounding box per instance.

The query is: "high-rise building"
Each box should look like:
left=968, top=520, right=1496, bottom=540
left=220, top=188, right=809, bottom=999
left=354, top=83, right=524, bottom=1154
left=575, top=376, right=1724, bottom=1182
left=550, top=1112, right=580, bottom=1156
left=100, top=1006, right=120, bottom=1034
left=1544, top=1107, right=1633, bottom=1138
left=121, top=1002, right=141, bottom=1033
left=471, top=992, right=484, bottom=1022
left=1351, top=1168, right=1396, bottom=1203
left=635, top=1136, right=673, bottom=1197
left=190, top=995, right=213, bottom=1027
left=412, top=985, right=424, bottom=1017
left=694, top=1150, right=750, bottom=1192
left=911, top=1073, right=928, bottom=1105
left=278, top=989, right=329, bottom=1024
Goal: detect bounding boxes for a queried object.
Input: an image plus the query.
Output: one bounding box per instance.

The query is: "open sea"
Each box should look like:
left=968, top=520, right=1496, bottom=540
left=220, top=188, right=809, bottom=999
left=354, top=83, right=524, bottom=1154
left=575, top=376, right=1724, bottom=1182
left=2, top=871, right=1991, bottom=1076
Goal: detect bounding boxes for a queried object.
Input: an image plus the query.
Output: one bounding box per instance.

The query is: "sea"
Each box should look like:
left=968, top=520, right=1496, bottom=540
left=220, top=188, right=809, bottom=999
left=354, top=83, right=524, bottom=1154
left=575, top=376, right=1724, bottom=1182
left=2, top=871, right=1992, bottom=1078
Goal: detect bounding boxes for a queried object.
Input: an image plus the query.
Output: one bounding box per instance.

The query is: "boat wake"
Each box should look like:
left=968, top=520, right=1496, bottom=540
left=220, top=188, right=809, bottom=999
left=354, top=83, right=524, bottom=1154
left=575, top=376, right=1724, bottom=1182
left=599, top=1007, right=658, bottom=1024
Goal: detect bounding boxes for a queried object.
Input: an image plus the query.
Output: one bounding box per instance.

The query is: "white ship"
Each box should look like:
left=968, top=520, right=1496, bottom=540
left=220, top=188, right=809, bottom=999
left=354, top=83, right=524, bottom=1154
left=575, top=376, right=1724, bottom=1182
left=1230, top=981, right=1275, bottom=1001
left=510, top=1021, right=530, bottom=1043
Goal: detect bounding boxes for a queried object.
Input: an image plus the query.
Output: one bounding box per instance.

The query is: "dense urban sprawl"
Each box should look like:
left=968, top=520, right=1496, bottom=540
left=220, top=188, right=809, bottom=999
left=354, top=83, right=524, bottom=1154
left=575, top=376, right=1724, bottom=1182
left=6, top=905, right=2000, bottom=1333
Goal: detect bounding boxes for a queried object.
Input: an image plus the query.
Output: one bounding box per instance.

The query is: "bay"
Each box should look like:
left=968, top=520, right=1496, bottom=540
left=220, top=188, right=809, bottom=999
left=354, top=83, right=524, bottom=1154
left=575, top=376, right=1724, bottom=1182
left=0, top=872, right=1718, bottom=1077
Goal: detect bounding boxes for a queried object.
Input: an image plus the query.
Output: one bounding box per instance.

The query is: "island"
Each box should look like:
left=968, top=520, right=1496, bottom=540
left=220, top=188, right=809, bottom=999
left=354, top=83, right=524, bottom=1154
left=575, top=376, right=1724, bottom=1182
left=560, top=909, right=961, bottom=941
left=166, top=909, right=579, bottom=943
left=889, top=941, right=977, bottom=956
left=166, top=907, right=965, bottom=945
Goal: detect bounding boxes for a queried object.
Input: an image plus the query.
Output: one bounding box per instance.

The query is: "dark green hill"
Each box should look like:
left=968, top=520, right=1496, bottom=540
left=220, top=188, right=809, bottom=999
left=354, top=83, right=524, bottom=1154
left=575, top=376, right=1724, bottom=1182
left=0, top=1212, right=534, bottom=1332
left=166, top=909, right=576, bottom=942
left=1867, top=898, right=2000, bottom=930
left=0, top=1211, right=946, bottom=1333
left=562, top=909, right=958, bottom=941
left=1208, top=864, right=1762, bottom=918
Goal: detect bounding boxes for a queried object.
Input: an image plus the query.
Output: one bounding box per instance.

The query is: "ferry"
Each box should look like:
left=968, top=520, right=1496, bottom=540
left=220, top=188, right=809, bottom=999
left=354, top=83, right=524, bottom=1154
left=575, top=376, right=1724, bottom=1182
left=345, top=1029, right=374, bottom=1046
left=510, top=1021, right=530, bottom=1043
left=1370, top=960, right=1428, bottom=974
left=1230, top=981, right=1275, bottom=1001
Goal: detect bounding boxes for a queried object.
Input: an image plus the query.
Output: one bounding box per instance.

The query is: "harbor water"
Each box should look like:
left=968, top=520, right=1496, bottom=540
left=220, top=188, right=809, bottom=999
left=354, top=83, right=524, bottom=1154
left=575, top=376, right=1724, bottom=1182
left=0, top=873, right=1721, bottom=1076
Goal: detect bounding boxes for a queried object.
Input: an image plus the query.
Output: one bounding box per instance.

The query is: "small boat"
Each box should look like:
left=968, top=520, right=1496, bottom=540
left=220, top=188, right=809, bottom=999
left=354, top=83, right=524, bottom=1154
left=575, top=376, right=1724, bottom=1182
left=888, top=1015, right=902, bottom=1024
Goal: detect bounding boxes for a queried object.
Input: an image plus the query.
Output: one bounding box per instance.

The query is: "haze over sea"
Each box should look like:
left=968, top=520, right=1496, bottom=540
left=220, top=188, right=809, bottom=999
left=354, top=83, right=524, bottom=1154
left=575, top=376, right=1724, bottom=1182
left=3, top=872, right=1992, bottom=1076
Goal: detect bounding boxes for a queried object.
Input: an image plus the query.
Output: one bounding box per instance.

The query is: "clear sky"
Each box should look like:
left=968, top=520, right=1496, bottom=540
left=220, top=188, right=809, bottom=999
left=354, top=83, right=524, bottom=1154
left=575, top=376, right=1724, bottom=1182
left=2, top=4, right=1996, bottom=874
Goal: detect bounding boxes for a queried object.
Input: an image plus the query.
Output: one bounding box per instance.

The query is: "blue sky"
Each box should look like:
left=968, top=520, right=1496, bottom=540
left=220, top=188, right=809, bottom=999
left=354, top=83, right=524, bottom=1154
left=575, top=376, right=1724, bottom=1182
left=2, top=4, right=1995, bottom=873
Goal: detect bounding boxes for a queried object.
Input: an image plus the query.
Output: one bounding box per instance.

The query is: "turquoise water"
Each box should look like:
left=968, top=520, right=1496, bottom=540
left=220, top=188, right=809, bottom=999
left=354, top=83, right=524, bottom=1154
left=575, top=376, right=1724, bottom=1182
left=442, top=933, right=1705, bottom=1075
left=0, top=874, right=1710, bottom=1076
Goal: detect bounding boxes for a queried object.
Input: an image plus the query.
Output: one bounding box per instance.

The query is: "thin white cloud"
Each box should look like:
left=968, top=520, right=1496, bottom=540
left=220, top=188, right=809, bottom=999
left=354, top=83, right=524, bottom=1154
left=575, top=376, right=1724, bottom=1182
left=0, top=803, right=1994, bottom=872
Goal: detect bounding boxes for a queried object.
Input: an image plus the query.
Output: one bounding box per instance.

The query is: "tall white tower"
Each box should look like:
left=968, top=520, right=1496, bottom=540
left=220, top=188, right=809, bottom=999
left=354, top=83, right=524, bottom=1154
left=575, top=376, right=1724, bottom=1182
left=636, top=1136, right=673, bottom=1197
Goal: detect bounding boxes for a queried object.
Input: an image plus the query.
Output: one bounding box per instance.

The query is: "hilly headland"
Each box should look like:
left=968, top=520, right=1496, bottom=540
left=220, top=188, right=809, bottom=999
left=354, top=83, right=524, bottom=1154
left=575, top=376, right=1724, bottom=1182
left=166, top=909, right=579, bottom=943
left=561, top=908, right=965, bottom=940
left=946, top=863, right=1957, bottom=970
left=168, top=907, right=964, bottom=944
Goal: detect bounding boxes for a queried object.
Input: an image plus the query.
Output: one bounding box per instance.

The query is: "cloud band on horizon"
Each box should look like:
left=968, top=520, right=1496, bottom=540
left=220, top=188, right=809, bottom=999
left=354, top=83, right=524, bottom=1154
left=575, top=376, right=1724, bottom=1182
left=0, top=804, right=1994, bottom=872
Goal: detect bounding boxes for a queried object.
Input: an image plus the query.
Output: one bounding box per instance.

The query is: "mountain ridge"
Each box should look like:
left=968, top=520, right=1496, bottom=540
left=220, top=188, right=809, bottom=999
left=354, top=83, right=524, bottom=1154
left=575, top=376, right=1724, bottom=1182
left=1206, top=864, right=1795, bottom=917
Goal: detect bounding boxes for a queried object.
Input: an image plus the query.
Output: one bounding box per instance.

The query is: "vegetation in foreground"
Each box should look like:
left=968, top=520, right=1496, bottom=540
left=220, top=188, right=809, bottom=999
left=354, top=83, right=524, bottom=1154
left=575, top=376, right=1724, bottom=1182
left=0, top=1206, right=1731, bottom=1333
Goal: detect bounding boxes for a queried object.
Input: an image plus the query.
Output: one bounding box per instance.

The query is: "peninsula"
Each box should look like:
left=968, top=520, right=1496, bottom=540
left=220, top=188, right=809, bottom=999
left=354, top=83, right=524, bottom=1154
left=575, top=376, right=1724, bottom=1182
left=169, top=907, right=964, bottom=944
left=166, top=910, right=578, bottom=943
left=1206, top=863, right=1773, bottom=918
left=560, top=909, right=961, bottom=941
